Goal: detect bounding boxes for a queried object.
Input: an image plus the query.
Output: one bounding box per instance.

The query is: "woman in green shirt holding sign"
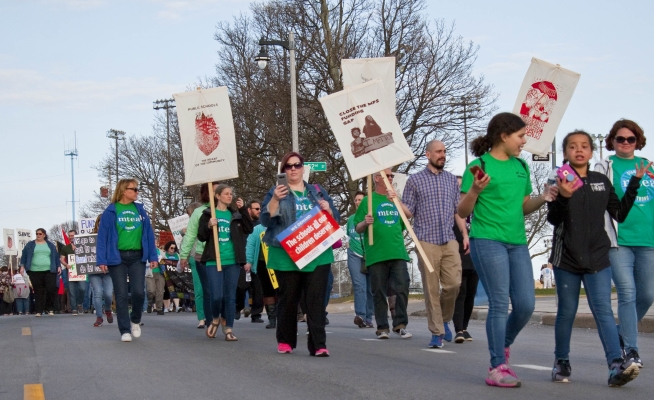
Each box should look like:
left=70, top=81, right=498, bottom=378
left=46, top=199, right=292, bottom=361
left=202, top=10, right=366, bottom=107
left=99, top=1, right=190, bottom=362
left=260, top=152, right=340, bottom=357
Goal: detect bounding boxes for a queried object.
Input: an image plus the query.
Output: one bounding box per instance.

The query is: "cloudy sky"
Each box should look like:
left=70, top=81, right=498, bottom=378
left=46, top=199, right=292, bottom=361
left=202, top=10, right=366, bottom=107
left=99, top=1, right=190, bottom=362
left=1, top=0, right=652, bottom=273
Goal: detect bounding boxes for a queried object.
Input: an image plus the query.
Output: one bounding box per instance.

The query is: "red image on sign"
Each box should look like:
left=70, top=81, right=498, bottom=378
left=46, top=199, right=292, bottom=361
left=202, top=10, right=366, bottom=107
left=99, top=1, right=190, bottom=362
left=519, top=81, right=557, bottom=140
left=195, top=112, right=220, bottom=156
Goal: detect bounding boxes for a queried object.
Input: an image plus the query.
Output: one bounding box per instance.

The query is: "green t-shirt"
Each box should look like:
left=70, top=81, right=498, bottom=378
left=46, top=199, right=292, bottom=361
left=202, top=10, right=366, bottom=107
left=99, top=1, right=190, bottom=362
left=346, top=217, right=363, bottom=257
left=31, top=243, right=51, bottom=272
left=611, top=155, right=654, bottom=246
left=267, top=190, right=335, bottom=272
left=354, top=192, right=409, bottom=266
left=206, top=209, right=236, bottom=266
left=115, top=202, right=143, bottom=251
left=461, top=154, right=532, bottom=245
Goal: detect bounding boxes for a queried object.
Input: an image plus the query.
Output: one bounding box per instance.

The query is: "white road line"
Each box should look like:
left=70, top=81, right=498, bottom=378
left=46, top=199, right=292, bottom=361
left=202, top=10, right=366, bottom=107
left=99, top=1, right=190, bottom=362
left=421, top=349, right=455, bottom=354
left=361, top=338, right=383, bottom=341
left=513, top=364, right=552, bottom=371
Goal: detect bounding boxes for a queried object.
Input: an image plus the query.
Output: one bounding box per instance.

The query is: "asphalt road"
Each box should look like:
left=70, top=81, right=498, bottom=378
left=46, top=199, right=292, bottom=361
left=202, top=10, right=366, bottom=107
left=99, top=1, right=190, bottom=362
left=2, top=311, right=653, bottom=400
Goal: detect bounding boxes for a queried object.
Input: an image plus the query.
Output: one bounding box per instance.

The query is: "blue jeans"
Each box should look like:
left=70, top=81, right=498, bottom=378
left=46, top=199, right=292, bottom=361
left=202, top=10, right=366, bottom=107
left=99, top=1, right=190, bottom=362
left=16, top=298, right=29, bottom=314
left=90, top=273, right=114, bottom=318
left=83, top=280, right=92, bottom=311
left=205, top=263, right=240, bottom=328
left=554, top=266, right=621, bottom=365
left=108, top=250, right=146, bottom=335
left=68, top=280, right=86, bottom=311
left=470, top=239, right=535, bottom=368
left=347, top=249, right=373, bottom=321
left=610, top=246, right=654, bottom=353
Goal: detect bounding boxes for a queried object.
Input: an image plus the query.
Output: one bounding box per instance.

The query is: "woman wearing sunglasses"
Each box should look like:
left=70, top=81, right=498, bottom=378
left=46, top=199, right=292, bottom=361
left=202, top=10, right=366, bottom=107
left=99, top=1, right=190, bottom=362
left=97, top=179, right=158, bottom=342
left=595, top=119, right=653, bottom=368
left=20, top=228, right=60, bottom=316
left=260, top=152, right=340, bottom=356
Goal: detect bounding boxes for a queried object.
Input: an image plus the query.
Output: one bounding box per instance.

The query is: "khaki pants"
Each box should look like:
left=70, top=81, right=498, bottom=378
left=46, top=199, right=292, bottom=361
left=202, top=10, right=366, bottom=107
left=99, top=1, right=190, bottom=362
left=418, top=240, right=462, bottom=335
left=146, top=274, right=165, bottom=311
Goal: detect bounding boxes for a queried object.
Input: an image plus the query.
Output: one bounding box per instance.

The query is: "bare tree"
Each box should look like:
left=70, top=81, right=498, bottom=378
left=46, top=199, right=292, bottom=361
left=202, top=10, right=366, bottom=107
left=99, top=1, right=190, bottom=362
left=48, top=220, right=79, bottom=245
left=523, top=157, right=554, bottom=258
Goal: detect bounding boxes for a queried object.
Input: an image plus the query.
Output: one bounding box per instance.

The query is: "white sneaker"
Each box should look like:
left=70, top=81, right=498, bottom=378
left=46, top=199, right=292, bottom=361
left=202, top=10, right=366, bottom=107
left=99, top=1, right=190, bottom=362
left=131, top=322, right=142, bottom=338
left=377, top=331, right=390, bottom=339
left=395, top=328, right=412, bottom=339
left=121, top=333, right=132, bottom=342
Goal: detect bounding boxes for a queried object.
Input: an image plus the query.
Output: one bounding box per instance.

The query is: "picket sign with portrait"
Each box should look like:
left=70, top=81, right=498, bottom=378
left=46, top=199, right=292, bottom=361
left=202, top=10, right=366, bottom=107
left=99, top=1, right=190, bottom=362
left=3, top=228, right=17, bottom=256
left=173, top=86, right=239, bottom=270
left=512, top=58, right=581, bottom=156
left=319, top=79, right=433, bottom=272
left=72, top=234, right=101, bottom=274
left=16, top=229, right=31, bottom=257
left=67, top=255, right=86, bottom=282
left=167, top=214, right=190, bottom=249
left=342, top=57, right=396, bottom=113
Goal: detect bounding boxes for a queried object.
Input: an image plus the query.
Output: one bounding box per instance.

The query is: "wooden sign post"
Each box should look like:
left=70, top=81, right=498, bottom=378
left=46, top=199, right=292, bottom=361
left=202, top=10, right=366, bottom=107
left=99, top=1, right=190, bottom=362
left=207, top=182, right=222, bottom=271
left=367, top=175, right=373, bottom=246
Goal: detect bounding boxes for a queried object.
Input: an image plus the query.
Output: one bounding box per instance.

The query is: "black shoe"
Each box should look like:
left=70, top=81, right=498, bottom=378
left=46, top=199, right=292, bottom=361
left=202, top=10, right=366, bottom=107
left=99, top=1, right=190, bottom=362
left=608, top=358, right=640, bottom=387
left=552, top=359, right=572, bottom=382
left=266, top=320, right=276, bottom=329
left=251, top=317, right=264, bottom=323
left=454, top=331, right=465, bottom=343
left=234, top=312, right=241, bottom=320
left=462, top=330, right=473, bottom=341
left=147, top=304, right=153, bottom=313
left=157, top=309, right=164, bottom=315
left=325, top=317, right=329, bottom=326
left=354, top=316, right=366, bottom=328
left=244, top=308, right=251, bottom=318
left=626, top=349, right=644, bottom=368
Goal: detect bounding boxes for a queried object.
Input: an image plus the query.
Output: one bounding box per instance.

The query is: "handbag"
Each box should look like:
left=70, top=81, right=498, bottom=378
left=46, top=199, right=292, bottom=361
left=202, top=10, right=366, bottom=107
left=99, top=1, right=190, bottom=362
left=3, top=285, right=15, bottom=304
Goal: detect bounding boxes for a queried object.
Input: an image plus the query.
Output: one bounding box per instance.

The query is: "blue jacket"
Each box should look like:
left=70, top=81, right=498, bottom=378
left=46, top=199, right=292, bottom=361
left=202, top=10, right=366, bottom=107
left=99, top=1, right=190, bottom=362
left=245, top=224, right=267, bottom=273
left=20, top=240, right=60, bottom=273
left=96, top=202, right=158, bottom=266
left=260, top=182, right=340, bottom=248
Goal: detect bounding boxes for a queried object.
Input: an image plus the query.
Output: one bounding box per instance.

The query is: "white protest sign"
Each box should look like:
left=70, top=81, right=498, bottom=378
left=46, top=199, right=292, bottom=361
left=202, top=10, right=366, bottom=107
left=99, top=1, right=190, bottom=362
left=79, top=218, right=96, bottom=235
left=3, top=228, right=17, bottom=255
left=319, top=79, right=414, bottom=180
left=173, top=87, right=239, bottom=186
left=513, top=58, right=581, bottom=156
left=68, top=254, right=85, bottom=282
left=342, top=57, right=396, bottom=113
left=392, top=172, right=407, bottom=199
left=16, top=229, right=32, bottom=256
left=167, top=214, right=190, bottom=249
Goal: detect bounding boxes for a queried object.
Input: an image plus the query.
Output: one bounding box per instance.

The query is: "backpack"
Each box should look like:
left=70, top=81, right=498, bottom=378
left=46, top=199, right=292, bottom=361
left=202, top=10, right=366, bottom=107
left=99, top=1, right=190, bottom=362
left=13, top=282, right=30, bottom=299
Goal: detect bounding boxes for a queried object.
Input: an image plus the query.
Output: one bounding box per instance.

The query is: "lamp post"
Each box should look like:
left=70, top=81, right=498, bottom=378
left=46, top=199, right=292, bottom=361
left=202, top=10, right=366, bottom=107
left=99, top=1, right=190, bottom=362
left=448, top=96, right=480, bottom=167
left=183, top=190, right=194, bottom=208
left=592, top=134, right=606, bottom=159
left=106, top=129, right=125, bottom=182
left=254, top=32, right=298, bottom=152
left=153, top=99, right=176, bottom=195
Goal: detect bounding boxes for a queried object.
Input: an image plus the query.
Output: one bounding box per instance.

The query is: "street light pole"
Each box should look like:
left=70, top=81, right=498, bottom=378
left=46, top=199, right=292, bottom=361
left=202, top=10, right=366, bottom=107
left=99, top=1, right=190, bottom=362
left=592, top=134, right=606, bottom=159
left=106, top=129, right=126, bottom=183
left=153, top=99, right=176, bottom=196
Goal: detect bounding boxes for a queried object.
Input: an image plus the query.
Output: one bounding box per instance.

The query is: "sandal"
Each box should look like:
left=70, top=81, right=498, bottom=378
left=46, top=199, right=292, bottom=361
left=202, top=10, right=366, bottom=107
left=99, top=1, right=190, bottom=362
left=197, top=320, right=206, bottom=329
left=220, top=318, right=228, bottom=335
left=206, top=320, right=219, bottom=338
left=225, top=330, right=238, bottom=341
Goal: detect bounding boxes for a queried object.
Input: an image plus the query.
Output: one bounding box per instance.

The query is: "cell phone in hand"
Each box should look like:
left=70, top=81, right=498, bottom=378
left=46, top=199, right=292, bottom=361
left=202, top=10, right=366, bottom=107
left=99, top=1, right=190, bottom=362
left=276, top=173, right=288, bottom=188
left=556, top=164, right=583, bottom=190
left=469, top=165, right=485, bottom=180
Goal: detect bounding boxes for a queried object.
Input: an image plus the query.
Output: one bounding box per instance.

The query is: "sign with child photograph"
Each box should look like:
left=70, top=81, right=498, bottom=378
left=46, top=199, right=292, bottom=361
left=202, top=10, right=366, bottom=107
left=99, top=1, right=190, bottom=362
left=319, top=79, right=414, bottom=180
left=67, top=254, right=86, bottom=282
left=72, top=234, right=101, bottom=274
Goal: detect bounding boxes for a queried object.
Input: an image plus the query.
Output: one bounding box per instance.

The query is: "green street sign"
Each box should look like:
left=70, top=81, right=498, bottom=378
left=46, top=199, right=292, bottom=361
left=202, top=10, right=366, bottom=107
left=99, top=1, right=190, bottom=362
left=305, top=162, right=327, bottom=172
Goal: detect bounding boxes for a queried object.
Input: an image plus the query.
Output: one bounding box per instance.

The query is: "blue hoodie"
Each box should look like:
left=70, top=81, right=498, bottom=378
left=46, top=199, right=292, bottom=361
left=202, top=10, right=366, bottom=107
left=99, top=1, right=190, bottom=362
left=96, top=202, right=158, bottom=266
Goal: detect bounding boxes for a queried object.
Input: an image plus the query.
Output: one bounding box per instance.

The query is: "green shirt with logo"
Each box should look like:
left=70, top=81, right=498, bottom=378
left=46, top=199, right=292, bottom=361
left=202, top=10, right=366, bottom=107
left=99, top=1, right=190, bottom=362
left=346, top=217, right=364, bottom=257
left=206, top=209, right=236, bottom=266
left=354, top=192, right=409, bottom=266
left=461, top=154, right=532, bottom=245
left=115, top=202, right=143, bottom=251
left=611, top=155, right=654, bottom=247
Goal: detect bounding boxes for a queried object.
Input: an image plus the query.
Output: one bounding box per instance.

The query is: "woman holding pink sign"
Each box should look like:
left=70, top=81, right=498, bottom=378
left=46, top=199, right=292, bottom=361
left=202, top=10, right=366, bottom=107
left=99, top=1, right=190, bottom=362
left=260, top=152, right=340, bottom=357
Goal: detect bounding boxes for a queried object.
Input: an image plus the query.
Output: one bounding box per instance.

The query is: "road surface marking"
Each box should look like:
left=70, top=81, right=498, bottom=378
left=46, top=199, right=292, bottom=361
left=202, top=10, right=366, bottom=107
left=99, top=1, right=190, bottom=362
left=22, top=327, right=31, bottom=336
left=361, top=339, right=383, bottom=341
left=421, top=349, right=455, bottom=354
left=513, top=364, right=552, bottom=371
left=24, top=384, right=45, bottom=400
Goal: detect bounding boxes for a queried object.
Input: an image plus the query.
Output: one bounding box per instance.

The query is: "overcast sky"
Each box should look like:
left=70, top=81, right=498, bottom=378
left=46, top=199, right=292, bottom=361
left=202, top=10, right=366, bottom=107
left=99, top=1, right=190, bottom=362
left=2, top=0, right=653, bottom=274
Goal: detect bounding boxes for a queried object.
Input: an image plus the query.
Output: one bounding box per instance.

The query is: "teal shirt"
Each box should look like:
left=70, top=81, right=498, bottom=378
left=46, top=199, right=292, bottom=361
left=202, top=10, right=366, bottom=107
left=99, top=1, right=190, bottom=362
left=31, top=243, right=52, bottom=272
left=611, top=155, right=654, bottom=247
left=346, top=217, right=363, bottom=257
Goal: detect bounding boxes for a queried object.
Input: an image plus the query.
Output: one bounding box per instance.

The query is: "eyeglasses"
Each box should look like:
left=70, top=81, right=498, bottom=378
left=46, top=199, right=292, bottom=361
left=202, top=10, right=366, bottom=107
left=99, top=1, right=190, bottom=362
left=36, top=232, right=44, bottom=236
left=283, top=162, right=303, bottom=171
left=250, top=207, right=260, bottom=211
left=125, top=187, right=140, bottom=192
left=615, top=136, right=637, bottom=144
left=376, top=174, right=395, bottom=179
left=169, top=247, right=176, bottom=250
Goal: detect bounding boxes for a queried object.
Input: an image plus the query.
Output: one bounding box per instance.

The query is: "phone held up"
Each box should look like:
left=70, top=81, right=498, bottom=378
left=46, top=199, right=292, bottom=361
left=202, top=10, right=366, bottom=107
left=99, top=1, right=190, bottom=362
left=557, top=164, right=583, bottom=190
left=469, top=165, right=485, bottom=180
left=276, top=173, right=289, bottom=188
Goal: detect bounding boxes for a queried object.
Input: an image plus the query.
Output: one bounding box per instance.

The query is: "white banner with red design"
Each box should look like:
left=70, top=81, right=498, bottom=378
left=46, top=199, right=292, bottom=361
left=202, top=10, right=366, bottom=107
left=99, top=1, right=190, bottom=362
left=512, top=58, right=581, bottom=156
left=342, top=57, right=396, bottom=113
left=173, top=87, right=239, bottom=186
left=167, top=214, right=189, bottom=249
left=276, top=207, right=344, bottom=270
left=3, top=228, right=17, bottom=255
left=319, top=79, right=414, bottom=180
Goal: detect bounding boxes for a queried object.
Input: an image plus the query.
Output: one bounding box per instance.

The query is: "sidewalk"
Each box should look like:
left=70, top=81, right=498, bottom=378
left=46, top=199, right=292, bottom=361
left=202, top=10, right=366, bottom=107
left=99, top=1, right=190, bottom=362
left=327, top=295, right=654, bottom=333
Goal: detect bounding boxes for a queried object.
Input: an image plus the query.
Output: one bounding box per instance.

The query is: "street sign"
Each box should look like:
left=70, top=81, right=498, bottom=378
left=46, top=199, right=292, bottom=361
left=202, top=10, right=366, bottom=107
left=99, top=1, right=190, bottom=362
left=532, top=154, right=550, bottom=162
left=305, top=162, right=327, bottom=172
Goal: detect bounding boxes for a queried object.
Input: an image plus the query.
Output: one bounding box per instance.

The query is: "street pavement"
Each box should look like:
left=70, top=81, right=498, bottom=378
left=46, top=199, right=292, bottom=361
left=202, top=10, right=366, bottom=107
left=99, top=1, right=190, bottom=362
left=2, top=302, right=654, bottom=400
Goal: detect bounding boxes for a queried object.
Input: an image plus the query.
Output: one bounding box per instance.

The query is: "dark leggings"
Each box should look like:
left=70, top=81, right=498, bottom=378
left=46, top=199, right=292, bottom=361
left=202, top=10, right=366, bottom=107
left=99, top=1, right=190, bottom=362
left=27, top=271, right=57, bottom=314
left=453, top=269, right=479, bottom=332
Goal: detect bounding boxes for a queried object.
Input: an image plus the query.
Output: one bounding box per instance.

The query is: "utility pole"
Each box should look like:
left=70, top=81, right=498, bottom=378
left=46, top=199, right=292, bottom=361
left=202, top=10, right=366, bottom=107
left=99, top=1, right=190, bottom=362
left=64, top=134, right=79, bottom=224
left=593, top=134, right=606, bottom=160
left=153, top=99, right=176, bottom=196
left=106, top=129, right=126, bottom=183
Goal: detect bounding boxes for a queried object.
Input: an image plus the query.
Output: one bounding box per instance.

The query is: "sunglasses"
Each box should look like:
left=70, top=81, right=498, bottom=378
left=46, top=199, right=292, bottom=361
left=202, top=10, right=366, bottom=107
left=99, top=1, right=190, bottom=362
left=125, top=187, right=140, bottom=192
left=283, top=162, right=303, bottom=171
left=615, top=136, right=637, bottom=144
left=36, top=232, right=44, bottom=236
left=377, top=174, right=395, bottom=179
left=250, top=207, right=261, bottom=211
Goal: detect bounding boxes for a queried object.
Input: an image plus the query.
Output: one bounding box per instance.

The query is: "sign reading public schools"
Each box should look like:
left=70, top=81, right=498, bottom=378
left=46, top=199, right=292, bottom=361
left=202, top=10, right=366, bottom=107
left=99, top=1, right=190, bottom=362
left=72, top=234, right=102, bottom=274
left=173, top=86, right=239, bottom=186
left=276, top=207, right=344, bottom=269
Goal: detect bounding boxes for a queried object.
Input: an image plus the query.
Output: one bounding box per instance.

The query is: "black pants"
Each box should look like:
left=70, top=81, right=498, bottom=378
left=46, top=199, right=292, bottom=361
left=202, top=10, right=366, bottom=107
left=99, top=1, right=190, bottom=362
left=27, top=271, right=57, bottom=314
left=452, top=269, right=479, bottom=332
left=275, top=264, right=330, bottom=354
left=235, top=267, right=263, bottom=319
left=257, top=261, right=277, bottom=298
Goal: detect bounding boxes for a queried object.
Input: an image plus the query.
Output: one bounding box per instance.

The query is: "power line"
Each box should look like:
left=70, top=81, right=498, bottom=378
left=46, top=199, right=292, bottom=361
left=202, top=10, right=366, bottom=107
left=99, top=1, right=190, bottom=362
left=0, top=204, right=66, bottom=214
left=0, top=170, right=94, bottom=185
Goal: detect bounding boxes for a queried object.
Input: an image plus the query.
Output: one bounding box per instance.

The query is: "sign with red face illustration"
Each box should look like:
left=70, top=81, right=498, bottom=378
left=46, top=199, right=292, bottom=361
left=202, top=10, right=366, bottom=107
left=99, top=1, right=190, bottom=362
left=512, top=58, right=580, bottom=156
left=173, top=87, right=238, bottom=186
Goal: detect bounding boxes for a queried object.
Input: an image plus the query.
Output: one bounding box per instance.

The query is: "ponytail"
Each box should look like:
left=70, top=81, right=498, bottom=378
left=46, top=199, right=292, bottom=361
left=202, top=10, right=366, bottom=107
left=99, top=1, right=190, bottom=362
left=471, top=112, right=526, bottom=158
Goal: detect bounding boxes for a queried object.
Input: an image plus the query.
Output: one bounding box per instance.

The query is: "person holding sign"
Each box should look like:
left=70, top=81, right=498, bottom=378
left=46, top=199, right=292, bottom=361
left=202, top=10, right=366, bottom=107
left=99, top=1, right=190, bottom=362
left=458, top=113, right=554, bottom=388
left=260, top=152, right=340, bottom=356
left=354, top=170, right=413, bottom=340
left=96, top=179, right=158, bottom=343
left=20, top=228, right=61, bottom=316
left=197, top=184, right=253, bottom=341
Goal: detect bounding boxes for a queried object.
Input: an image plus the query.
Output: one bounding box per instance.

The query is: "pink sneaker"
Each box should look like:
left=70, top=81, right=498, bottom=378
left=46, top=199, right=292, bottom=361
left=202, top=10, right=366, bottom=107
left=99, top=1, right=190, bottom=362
left=315, top=348, right=330, bottom=357
left=486, top=364, right=521, bottom=388
left=277, top=343, right=292, bottom=354
left=504, top=347, right=517, bottom=378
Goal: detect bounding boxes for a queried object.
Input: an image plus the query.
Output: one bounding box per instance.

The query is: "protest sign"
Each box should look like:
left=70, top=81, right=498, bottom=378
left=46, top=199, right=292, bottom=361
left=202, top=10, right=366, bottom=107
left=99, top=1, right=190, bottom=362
left=167, top=215, right=190, bottom=249
left=259, top=230, right=278, bottom=289
left=67, top=254, right=86, bottom=282
left=276, top=207, right=344, bottom=270
left=79, top=218, right=96, bottom=235
left=72, top=234, right=101, bottom=274
left=16, top=229, right=31, bottom=256
left=342, top=57, right=396, bottom=113
left=393, top=172, right=407, bottom=199
left=3, top=229, right=17, bottom=255
left=512, top=58, right=581, bottom=156
left=160, top=258, right=194, bottom=297
left=319, top=79, right=414, bottom=180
